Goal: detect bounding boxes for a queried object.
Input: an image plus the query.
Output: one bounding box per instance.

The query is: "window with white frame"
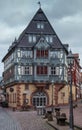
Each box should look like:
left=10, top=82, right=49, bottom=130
left=33, top=36, right=36, bottom=42
left=28, top=35, right=32, bottom=42
left=37, top=23, right=40, bottom=29
left=17, top=49, right=21, bottom=57
left=18, top=66, right=21, bottom=75
left=60, top=51, right=63, bottom=58
left=21, top=50, right=32, bottom=58
left=46, top=36, right=53, bottom=43
left=18, top=66, right=32, bottom=75
left=27, top=51, right=32, bottom=58
left=50, top=51, right=58, bottom=58
left=56, top=67, right=59, bottom=75
left=51, top=66, right=56, bottom=75
left=25, top=66, right=30, bottom=75
left=28, top=35, right=36, bottom=43
left=37, top=23, right=44, bottom=29
left=59, top=66, right=63, bottom=75
left=50, top=36, right=53, bottom=43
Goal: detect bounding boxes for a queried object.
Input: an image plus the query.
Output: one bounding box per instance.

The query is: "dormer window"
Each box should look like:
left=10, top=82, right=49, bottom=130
left=37, top=23, right=44, bottom=29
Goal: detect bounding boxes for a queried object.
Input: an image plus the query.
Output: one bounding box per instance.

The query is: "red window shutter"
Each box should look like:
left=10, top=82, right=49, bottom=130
left=45, top=50, right=48, bottom=57
left=41, top=50, right=44, bottom=57
left=45, top=66, right=47, bottom=74
left=41, top=66, right=43, bottom=74
left=37, top=66, right=39, bottom=74
left=36, top=50, right=40, bottom=57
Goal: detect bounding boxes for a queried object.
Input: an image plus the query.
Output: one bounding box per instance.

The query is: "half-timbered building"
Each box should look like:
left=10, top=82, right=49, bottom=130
left=2, top=7, right=69, bottom=109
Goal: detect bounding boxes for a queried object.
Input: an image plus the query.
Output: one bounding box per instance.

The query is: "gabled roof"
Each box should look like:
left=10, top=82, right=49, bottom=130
left=17, top=8, right=66, bottom=50
left=18, top=8, right=55, bottom=42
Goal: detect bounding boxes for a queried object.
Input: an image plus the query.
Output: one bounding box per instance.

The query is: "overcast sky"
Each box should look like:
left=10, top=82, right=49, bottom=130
left=0, top=0, right=82, bottom=76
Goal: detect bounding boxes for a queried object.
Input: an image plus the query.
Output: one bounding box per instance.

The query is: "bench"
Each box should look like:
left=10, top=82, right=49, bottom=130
left=55, top=107, right=61, bottom=112
left=44, top=111, right=53, bottom=121
left=56, top=113, right=67, bottom=126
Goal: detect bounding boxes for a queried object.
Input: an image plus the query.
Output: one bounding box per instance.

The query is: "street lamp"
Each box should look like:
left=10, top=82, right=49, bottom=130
left=51, top=80, right=54, bottom=113
left=67, top=50, right=74, bottom=130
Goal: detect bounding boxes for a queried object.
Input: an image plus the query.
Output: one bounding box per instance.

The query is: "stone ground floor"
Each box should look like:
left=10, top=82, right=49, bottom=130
left=6, top=83, right=78, bottom=109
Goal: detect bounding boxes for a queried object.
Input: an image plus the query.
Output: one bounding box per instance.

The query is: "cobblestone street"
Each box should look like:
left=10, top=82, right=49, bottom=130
left=8, top=110, right=55, bottom=130
left=0, top=107, right=22, bottom=130
left=0, top=107, right=55, bottom=130
left=0, top=101, right=82, bottom=130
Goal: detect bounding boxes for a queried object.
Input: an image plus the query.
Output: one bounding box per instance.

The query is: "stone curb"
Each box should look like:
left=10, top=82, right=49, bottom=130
left=47, top=121, right=58, bottom=130
left=47, top=120, right=82, bottom=130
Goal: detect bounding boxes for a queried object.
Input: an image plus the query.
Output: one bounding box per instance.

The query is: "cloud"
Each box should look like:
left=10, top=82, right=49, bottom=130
left=45, top=0, right=82, bottom=20
left=0, top=0, right=82, bottom=76
left=0, top=22, right=25, bottom=44
left=0, top=0, right=37, bottom=27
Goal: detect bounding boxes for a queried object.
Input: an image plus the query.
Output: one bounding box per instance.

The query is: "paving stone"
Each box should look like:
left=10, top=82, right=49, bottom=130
left=0, top=107, right=22, bottom=130
left=2, top=101, right=82, bottom=130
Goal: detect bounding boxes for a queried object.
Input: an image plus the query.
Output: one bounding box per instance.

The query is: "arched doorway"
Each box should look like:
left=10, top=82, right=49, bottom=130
left=32, top=91, right=47, bottom=107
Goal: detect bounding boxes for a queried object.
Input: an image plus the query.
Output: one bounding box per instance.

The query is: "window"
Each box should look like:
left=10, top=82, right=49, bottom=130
left=21, top=51, right=27, bottom=58
left=51, top=67, right=56, bottom=75
left=61, top=92, right=65, bottom=99
left=50, top=51, right=60, bottom=58
left=60, top=51, right=63, bottom=58
left=18, top=66, right=21, bottom=75
left=21, top=50, right=32, bottom=58
left=18, top=66, right=32, bottom=75
left=25, top=66, right=29, bottom=75
left=37, top=23, right=44, bottom=29
left=17, top=49, right=21, bottom=57
left=56, top=67, right=59, bottom=75
left=50, top=36, right=53, bottom=43
left=37, top=66, right=48, bottom=75
left=37, top=23, right=40, bottom=29
left=13, top=93, right=16, bottom=103
left=28, top=35, right=32, bottom=42
left=32, top=92, right=47, bottom=107
left=25, top=84, right=29, bottom=90
left=36, top=50, right=48, bottom=58
left=28, top=35, right=36, bottom=43
left=33, top=36, right=36, bottom=42
left=41, top=24, right=44, bottom=29
left=27, top=51, right=32, bottom=58
left=60, top=67, right=63, bottom=75
left=46, top=36, right=53, bottom=43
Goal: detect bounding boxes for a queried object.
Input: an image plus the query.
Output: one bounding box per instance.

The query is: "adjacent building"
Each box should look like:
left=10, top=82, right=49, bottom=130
left=72, top=54, right=81, bottom=100
left=2, top=7, right=81, bottom=109
left=58, top=53, right=81, bottom=105
left=0, top=77, right=5, bottom=103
